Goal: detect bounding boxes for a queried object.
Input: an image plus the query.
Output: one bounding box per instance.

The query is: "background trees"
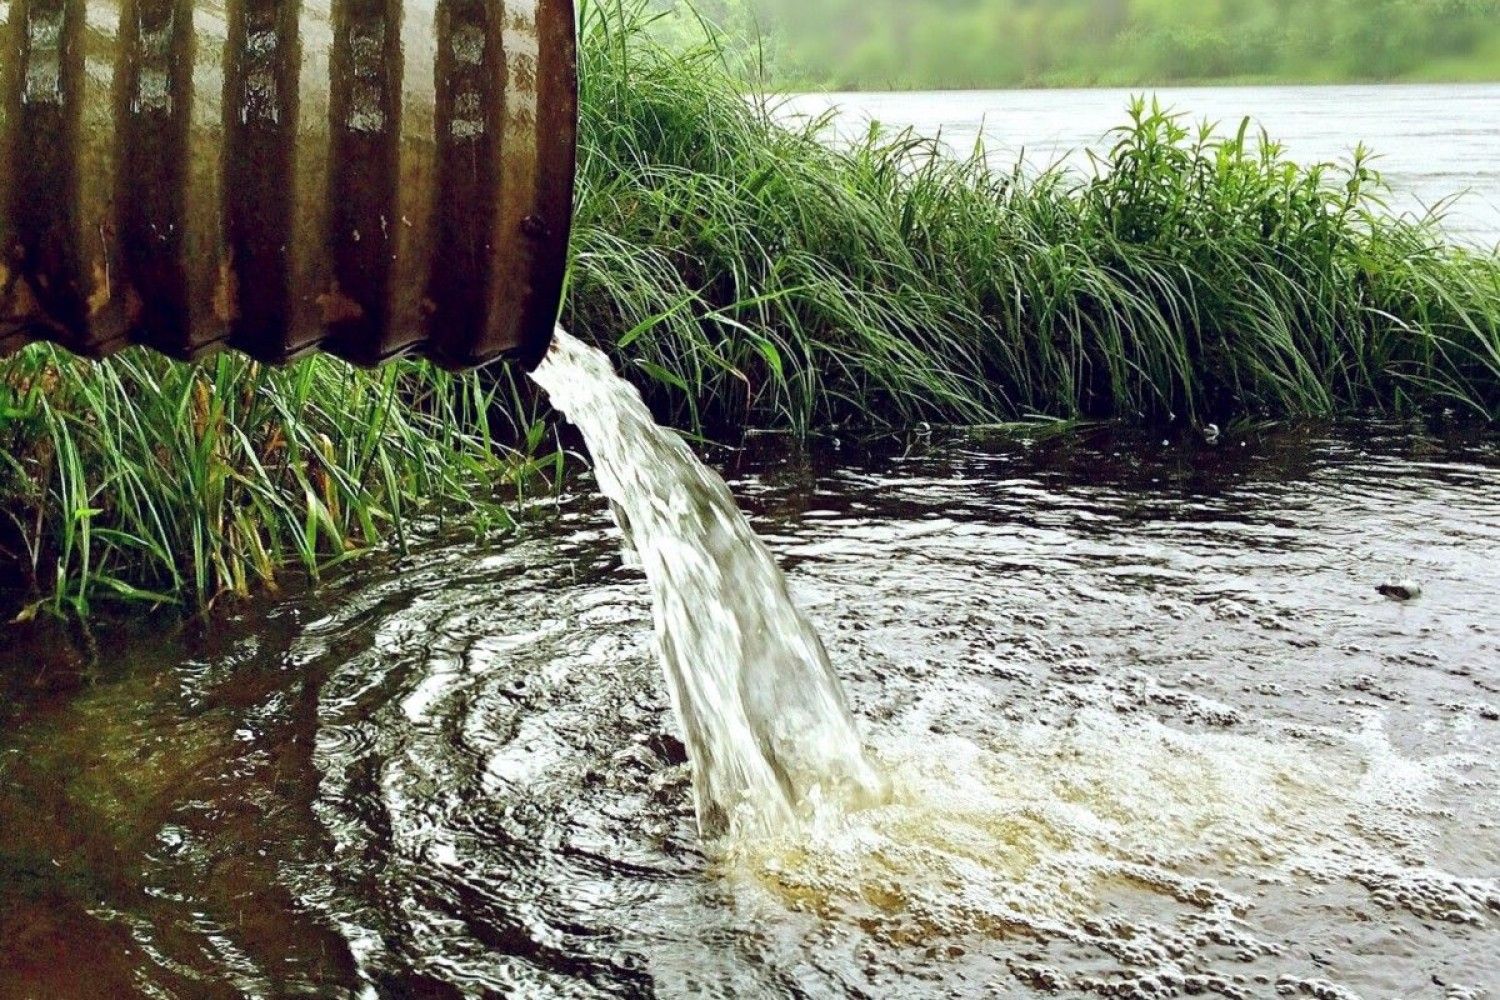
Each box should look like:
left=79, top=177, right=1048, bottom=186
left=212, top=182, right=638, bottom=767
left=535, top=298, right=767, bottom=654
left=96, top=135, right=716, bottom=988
left=657, top=0, right=1500, bottom=89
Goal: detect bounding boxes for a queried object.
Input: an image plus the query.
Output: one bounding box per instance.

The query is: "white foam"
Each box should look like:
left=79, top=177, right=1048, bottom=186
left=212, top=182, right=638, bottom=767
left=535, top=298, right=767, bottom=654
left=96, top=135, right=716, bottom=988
left=719, top=695, right=1496, bottom=992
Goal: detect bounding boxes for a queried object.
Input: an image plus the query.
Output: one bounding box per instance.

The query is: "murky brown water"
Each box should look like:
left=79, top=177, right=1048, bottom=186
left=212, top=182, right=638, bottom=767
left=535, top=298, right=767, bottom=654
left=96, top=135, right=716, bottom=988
left=2, top=424, right=1497, bottom=999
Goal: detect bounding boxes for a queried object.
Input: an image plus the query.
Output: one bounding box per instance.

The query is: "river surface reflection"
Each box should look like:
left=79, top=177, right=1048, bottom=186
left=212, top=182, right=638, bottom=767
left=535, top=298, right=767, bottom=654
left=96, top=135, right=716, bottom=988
left=2, top=424, right=1497, bottom=998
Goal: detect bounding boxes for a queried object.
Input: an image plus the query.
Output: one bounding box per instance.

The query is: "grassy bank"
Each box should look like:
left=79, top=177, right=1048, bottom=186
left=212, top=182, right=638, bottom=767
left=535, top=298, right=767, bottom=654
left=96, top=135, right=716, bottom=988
left=572, top=3, right=1499, bottom=432
left=0, top=350, right=553, bottom=614
left=3, top=0, right=1499, bottom=613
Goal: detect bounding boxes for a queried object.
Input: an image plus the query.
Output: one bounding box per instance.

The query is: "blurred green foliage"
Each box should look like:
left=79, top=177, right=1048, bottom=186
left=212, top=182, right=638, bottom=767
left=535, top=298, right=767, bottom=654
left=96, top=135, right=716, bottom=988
left=659, top=0, right=1500, bottom=88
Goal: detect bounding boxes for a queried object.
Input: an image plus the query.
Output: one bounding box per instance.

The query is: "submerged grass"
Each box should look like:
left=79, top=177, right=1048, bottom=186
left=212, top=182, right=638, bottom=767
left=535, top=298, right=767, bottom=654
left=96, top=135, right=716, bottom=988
left=2, top=0, right=1498, bottom=612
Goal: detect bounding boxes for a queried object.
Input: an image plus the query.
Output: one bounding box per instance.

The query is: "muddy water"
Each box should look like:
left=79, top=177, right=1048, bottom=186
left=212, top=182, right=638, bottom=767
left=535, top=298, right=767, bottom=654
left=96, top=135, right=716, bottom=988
left=2, top=425, right=1497, bottom=998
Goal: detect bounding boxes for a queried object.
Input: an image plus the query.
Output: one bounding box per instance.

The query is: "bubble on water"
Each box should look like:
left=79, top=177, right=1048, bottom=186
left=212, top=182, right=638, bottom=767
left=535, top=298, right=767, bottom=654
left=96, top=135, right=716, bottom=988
left=1274, top=976, right=1366, bottom=999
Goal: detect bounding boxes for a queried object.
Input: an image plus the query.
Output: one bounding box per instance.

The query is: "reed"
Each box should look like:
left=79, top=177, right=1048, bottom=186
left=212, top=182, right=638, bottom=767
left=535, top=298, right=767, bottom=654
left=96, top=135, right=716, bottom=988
left=3, top=0, right=1497, bottom=611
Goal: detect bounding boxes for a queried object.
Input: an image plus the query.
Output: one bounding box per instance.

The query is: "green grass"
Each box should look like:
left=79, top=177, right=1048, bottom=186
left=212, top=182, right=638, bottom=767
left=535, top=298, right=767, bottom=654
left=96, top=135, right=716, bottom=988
left=571, top=1, right=1499, bottom=431
left=655, top=0, right=1500, bottom=91
left=0, top=352, right=553, bottom=616
left=3, top=0, right=1498, bottom=613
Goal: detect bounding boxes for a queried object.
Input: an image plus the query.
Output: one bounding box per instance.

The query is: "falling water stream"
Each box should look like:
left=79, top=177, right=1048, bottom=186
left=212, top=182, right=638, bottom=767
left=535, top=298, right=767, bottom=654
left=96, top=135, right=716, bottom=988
left=530, top=330, right=888, bottom=838
left=1, top=340, right=1497, bottom=997
left=529, top=328, right=1500, bottom=998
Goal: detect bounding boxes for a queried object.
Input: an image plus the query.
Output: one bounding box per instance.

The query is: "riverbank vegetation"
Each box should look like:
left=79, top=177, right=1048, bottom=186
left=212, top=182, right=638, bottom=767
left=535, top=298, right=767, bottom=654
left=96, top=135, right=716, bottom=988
left=3, top=0, right=1498, bottom=612
left=665, top=0, right=1500, bottom=90
left=0, top=351, right=548, bottom=614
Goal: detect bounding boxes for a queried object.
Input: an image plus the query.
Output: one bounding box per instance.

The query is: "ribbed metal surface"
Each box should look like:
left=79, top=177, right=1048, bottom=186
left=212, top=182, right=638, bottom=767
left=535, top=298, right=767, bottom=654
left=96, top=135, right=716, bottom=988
left=0, top=0, right=575, bottom=370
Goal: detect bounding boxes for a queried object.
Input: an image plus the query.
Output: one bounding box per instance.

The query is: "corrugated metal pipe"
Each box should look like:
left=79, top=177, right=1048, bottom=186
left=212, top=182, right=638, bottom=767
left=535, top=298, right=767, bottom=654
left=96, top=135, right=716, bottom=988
left=0, top=0, right=575, bottom=371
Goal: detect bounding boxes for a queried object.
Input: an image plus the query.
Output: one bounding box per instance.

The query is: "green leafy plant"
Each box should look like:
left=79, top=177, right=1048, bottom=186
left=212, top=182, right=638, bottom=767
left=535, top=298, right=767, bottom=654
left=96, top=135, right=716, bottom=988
left=0, top=349, right=548, bottom=615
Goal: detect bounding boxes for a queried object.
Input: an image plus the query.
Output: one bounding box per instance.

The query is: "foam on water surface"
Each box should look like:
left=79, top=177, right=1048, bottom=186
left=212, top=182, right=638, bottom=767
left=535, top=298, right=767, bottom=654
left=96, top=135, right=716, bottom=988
left=722, top=691, right=1497, bottom=996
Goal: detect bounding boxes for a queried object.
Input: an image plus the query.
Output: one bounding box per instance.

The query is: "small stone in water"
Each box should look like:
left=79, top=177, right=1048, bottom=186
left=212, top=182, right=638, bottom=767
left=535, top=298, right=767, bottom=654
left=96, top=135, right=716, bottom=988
left=1377, top=579, right=1423, bottom=601
left=645, top=732, right=688, bottom=765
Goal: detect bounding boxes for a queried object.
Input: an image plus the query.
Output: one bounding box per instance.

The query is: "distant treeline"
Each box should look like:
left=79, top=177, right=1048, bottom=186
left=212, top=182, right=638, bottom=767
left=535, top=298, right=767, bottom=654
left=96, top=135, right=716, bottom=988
left=659, top=0, right=1500, bottom=89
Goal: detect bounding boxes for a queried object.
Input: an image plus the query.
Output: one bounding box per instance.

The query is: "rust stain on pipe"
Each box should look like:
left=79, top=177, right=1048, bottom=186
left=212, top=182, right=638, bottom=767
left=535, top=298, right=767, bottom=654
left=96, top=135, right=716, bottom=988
left=0, top=0, right=575, bottom=370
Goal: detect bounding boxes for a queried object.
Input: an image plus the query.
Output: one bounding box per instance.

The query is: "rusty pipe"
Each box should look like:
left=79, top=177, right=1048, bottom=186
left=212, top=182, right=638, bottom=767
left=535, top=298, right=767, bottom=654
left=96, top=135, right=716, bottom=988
left=0, top=0, right=575, bottom=371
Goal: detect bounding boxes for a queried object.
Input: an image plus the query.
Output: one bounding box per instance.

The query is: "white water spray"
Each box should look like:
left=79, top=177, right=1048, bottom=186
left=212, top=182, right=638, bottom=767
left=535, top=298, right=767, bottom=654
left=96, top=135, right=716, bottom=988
left=531, top=329, right=889, bottom=837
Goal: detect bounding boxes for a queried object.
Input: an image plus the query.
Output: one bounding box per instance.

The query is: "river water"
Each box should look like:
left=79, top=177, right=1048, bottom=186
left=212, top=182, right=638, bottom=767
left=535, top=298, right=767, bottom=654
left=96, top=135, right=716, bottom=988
left=781, top=84, right=1500, bottom=249
left=3, top=423, right=1497, bottom=998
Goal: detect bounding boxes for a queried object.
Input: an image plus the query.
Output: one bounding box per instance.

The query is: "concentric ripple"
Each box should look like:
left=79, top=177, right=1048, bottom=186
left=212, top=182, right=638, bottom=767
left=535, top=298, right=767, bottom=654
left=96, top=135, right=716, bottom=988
left=1, top=426, right=1496, bottom=998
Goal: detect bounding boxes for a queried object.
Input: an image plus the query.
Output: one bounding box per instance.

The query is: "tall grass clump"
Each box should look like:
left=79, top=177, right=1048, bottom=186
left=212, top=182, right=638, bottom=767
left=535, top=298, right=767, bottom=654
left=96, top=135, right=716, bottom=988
left=3, top=0, right=1498, bottom=613
left=568, top=0, right=1500, bottom=431
left=0, top=348, right=542, bottom=615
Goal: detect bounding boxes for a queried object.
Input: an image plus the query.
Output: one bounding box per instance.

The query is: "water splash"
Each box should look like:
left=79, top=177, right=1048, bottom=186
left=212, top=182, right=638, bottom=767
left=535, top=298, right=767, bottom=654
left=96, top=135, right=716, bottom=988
left=723, top=693, right=1498, bottom=996
left=531, top=328, right=889, bottom=837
